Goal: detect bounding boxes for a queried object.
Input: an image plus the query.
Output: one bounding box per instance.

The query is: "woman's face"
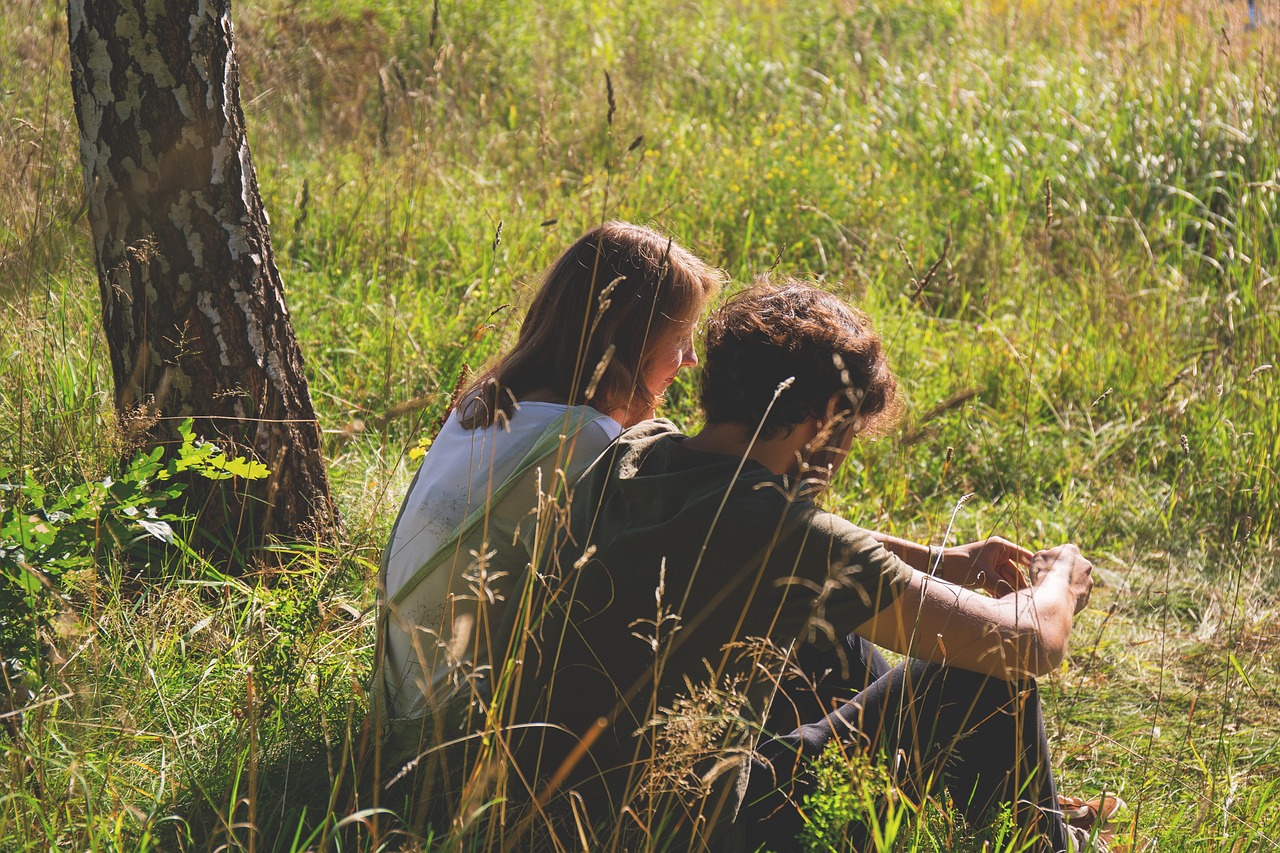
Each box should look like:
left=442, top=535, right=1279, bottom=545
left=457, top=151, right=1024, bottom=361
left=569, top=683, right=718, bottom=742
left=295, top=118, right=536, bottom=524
left=611, top=315, right=704, bottom=428
left=642, top=324, right=699, bottom=398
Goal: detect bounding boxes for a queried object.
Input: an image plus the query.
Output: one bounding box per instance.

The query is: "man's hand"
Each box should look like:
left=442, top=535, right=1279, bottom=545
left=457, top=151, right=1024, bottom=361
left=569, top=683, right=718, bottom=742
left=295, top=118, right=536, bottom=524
left=943, top=536, right=1032, bottom=596
left=860, top=538, right=1088, bottom=678
left=1029, top=544, right=1094, bottom=614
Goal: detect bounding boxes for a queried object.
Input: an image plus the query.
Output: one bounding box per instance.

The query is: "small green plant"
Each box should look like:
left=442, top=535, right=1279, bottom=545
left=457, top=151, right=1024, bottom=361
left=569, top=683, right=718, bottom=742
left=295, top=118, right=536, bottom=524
left=800, top=744, right=903, bottom=852
left=799, top=745, right=1042, bottom=853
left=0, top=419, right=268, bottom=677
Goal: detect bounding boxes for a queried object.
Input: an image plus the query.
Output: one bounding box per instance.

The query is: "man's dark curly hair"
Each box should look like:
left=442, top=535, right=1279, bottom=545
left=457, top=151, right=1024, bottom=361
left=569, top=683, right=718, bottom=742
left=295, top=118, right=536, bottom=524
left=700, top=279, right=902, bottom=439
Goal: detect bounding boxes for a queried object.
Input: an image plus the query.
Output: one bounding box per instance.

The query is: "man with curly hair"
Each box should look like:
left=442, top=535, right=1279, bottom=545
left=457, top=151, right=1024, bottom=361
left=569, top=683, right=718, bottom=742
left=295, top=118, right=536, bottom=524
left=505, top=280, right=1111, bottom=852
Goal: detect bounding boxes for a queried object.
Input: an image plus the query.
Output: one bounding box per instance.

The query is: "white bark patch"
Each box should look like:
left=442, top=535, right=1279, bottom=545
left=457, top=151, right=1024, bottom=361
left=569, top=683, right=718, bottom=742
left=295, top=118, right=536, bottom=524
left=197, top=290, right=231, bottom=366
left=87, top=36, right=114, bottom=99
left=191, top=191, right=217, bottom=219
left=234, top=290, right=266, bottom=367
left=238, top=140, right=254, bottom=214
left=169, top=193, right=204, bottom=266
left=78, top=35, right=114, bottom=144
left=223, top=218, right=250, bottom=259
left=189, top=0, right=215, bottom=104
left=141, top=265, right=159, bottom=307
left=117, top=5, right=176, bottom=89
left=190, top=0, right=214, bottom=37
left=265, top=349, right=287, bottom=389
left=88, top=40, right=114, bottom=106
left=222, top=43, right=237, bottom=122
left=137, top=34, right=176, bottom=88
left=67, top=0, right=84, bottom=40
left=194, top=54, right=212, bottom=107
left=121, top=155, right=154, bottom=195
left=113, top=96, right=135, bottom=124
left=210, top=132, right=232, bottom=184
left=172, top=85, right=194, bottom=121
left=86, top=168, right=113, bottom=250
left=112, top=18, right=142, bottom=125
left=179, top=123, right=203, bottom=154
left=78, top=135, right=102, bottom=195
left=135, top=129, right=155, bottom=170
left=73, top=87, right=96, bottom=173
left=113, top=6, right=175, bottom=133
left=187, top=231, right=204, bottom=267
left=208, top=27, right=237, bottom=183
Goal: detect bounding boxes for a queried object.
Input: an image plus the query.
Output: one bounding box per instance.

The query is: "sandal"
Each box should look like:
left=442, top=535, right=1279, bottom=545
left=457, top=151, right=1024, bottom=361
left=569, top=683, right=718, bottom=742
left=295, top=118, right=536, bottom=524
left=1059, top=792, right=1125, bottom=833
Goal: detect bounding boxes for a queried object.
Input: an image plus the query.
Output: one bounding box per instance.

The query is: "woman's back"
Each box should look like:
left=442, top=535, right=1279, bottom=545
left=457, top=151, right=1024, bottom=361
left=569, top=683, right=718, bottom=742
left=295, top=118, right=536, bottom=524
left=372, top=221, right=721, bottom=821
left=381, top=402, right=619, bottom=720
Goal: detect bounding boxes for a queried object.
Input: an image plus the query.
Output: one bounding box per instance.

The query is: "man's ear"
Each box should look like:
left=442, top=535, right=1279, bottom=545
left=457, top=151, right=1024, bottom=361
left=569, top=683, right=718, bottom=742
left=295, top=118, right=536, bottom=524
left=808, top=392, right=848, bottom=451
left=819, top=391, right=845, bottom=428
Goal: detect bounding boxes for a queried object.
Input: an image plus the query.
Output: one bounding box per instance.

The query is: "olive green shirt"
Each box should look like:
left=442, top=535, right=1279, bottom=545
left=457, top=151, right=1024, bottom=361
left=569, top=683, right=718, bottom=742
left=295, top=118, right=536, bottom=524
left=505, top=420, right=913, bottom=837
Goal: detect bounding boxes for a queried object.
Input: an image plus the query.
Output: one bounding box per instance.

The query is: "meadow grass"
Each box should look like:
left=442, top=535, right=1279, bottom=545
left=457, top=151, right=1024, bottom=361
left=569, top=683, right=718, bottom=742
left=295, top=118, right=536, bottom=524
left=2, top=0, right=1279, bottom=849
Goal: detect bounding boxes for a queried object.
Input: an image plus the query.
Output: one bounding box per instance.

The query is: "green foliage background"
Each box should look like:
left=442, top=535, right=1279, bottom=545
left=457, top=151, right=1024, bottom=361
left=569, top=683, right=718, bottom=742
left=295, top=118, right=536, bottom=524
left=1, top=0, right=1278, bottom=849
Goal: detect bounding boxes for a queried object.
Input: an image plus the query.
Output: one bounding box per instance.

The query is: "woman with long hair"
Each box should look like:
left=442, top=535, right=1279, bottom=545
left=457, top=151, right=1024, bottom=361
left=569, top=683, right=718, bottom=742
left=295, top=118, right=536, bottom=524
left=374, top=221, right=722, bottom=803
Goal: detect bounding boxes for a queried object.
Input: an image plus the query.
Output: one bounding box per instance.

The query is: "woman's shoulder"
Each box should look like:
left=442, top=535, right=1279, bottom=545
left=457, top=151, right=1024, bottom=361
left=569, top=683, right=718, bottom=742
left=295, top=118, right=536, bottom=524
left=442, top=401, right=618, bottom=439
left=485, top=402, right=621, bottom=472
left=511, top=402, right=621, bottom=442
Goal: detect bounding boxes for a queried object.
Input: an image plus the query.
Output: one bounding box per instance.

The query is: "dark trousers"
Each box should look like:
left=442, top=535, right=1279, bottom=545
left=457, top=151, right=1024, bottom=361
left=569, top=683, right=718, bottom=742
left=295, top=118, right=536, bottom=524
left=740, top=634, right=1070, bottom=853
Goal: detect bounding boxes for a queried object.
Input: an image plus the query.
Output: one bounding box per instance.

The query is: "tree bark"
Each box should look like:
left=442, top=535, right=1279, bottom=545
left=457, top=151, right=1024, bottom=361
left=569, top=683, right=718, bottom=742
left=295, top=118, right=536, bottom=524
left=67, top=0, right=335, bottom=551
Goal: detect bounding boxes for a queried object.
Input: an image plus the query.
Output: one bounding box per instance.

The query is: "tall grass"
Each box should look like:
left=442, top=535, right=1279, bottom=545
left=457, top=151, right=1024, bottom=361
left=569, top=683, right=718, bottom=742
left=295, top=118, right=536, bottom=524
left=2, top=0, right=1278, bottom=849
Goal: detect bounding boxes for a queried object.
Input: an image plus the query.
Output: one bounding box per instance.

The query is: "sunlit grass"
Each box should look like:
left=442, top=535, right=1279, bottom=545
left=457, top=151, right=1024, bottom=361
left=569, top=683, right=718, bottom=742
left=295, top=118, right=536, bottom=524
left=1, top=0, right=1278, bottom=848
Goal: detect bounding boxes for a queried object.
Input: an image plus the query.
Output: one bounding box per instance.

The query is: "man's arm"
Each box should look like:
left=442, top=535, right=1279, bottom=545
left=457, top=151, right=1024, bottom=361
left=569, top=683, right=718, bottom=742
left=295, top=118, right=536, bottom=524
left=873, top=532, right=1032, bottom=595
left=854, top=544, right=1094, bottom=679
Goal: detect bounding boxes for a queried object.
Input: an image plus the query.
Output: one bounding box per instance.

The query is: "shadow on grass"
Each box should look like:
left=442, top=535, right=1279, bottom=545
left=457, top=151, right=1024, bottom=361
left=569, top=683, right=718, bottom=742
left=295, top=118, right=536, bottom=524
left=163, top=724, right=432, bottom=852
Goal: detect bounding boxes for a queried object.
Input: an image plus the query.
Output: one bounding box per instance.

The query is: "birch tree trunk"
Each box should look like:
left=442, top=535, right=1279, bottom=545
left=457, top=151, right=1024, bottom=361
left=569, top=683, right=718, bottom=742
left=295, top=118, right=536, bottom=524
left=67, top=0, right=335, bottom=550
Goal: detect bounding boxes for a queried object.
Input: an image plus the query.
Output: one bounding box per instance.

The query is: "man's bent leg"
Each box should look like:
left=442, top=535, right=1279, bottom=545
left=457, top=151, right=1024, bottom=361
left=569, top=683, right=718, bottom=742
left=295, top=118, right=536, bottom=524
left=841, top=659, right=1071, bottom=852
left=736, top=635, right=891, bottom=848
left=739, top=653, right=1071, bottom=852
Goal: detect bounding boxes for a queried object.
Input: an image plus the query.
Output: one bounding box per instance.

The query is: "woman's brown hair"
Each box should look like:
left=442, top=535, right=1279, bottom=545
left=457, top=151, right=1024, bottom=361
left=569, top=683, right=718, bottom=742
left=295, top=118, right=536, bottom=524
left=457, top=222, right=722, bottom=429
